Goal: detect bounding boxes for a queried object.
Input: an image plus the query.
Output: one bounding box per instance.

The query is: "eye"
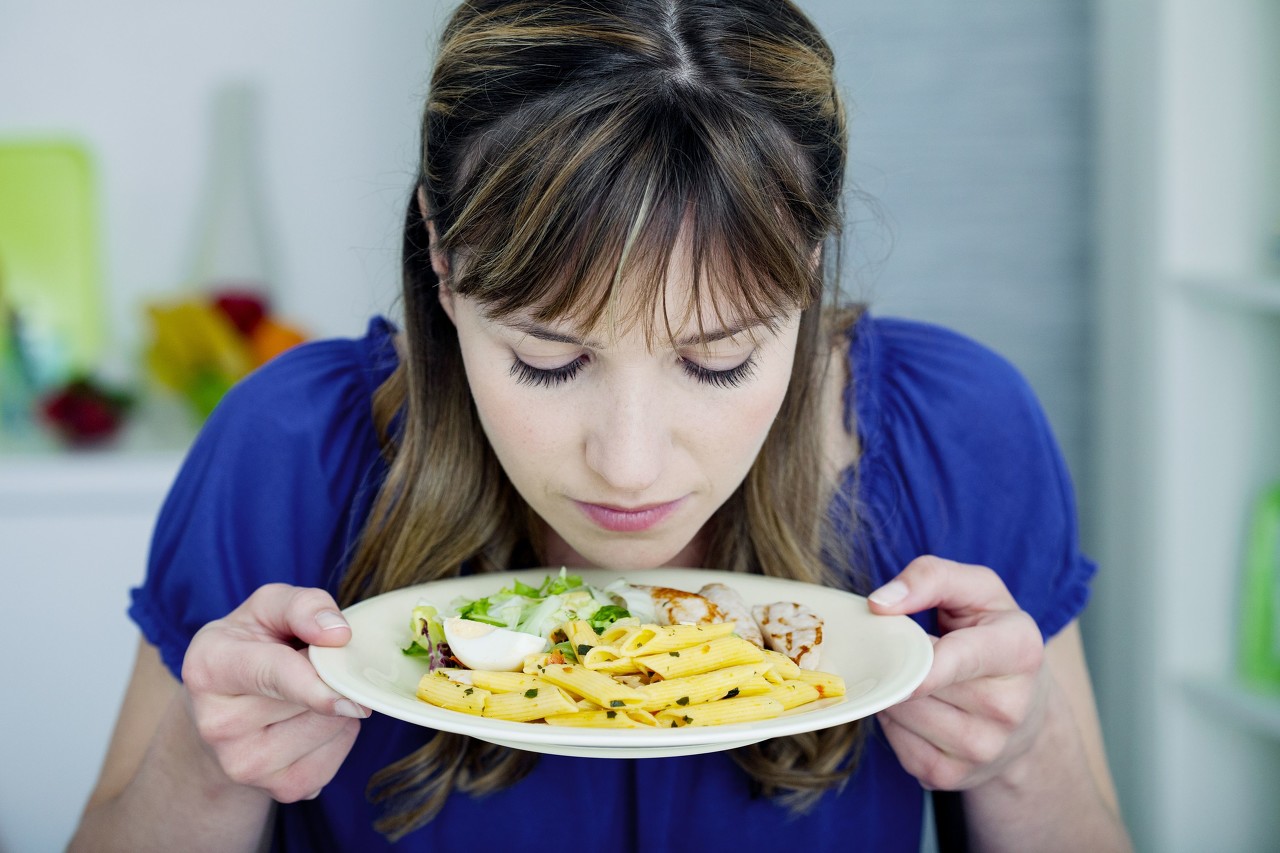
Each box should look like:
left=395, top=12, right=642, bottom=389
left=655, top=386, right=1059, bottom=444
left=509, top=354, right=587, bottom=387
left=679, top=353, right=758, bottom=388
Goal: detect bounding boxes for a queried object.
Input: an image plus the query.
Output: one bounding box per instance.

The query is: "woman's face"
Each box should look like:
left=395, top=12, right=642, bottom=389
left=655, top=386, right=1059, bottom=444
left=439, top=273, right=801, bottom=571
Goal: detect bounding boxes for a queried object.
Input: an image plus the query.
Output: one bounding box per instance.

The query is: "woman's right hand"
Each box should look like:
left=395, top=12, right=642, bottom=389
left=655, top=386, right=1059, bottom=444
left=181, top=583, right=370, bottom=803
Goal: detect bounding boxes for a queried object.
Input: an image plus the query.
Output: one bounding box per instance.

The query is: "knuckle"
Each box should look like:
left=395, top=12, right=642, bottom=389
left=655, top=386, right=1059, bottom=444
left=221, top=748, right=272, bottom=788
left=289, top=586, right=337, bottom=617
left=918, top=752, right=965, bottom=791
left=270, top=778, right=313, bottom=804
left=912, top=555, right=949, bottom=580
left=193, top=704, right=240, bottom=746
left=975, top=564, right=1003, bottom=589
left=963, top=728, right=1005, bottom=768
left=979, top=688, right=1028, bottom=729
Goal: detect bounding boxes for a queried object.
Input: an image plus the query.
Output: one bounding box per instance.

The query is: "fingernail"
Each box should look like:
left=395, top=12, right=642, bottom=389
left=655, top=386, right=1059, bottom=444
left=869, top=579, right=908, bottom=607
left=335, top=698, right=368, bottom=718
left=316, top=610, right=349, bottom=631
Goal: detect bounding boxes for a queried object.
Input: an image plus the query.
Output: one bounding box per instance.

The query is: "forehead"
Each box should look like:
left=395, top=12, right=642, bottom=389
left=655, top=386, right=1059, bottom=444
left=479, top=232, right=786, bottom=349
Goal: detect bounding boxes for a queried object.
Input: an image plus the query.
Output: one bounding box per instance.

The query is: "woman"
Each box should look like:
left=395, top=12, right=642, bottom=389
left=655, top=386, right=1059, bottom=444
left=71, top=1, right=1130, bottom=850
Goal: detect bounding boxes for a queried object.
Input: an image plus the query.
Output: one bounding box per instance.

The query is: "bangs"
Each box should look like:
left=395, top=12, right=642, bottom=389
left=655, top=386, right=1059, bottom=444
left=439, top=88, right=829, bottom=346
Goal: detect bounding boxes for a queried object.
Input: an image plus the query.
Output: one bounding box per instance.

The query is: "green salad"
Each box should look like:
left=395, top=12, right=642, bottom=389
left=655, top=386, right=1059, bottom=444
left=404, top=569, right=639, bottom=670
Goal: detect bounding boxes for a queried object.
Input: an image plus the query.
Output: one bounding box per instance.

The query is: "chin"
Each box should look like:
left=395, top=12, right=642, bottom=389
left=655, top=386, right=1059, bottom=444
left=563, top=535, right=696, bottom=572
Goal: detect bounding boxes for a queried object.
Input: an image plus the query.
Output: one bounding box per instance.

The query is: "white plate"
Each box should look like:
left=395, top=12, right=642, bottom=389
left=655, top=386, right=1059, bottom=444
left=311, top=568, right=932, bottom=759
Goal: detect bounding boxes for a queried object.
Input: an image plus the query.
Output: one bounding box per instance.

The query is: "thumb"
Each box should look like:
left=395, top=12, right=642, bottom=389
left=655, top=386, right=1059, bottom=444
left=241, top=583, right=354, bottom=648
left=867, top=555, right=1018, bottom=624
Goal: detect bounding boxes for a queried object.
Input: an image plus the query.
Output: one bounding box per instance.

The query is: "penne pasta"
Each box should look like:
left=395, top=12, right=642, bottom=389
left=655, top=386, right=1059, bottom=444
left=581, top=646, right=643, bottom=674
left=731, top=675, right=775, bottom=698
left=466, top=671, right=546, bottom=694
left=767, top=680, right=822, bottom=710
left=620, top=622, right=737, bottom=656
left=655, top=695, right=785, bottom=727
left=535, top=663, right=646, bottom=709
left=637, top=635, right=764, bottom=680
left=793, top=669, right=846, bottom=699
left=482, top=682, right=579, bottom=721
left=562, top=620, right=601, bottom=653
left=633, top=663, right=769, bottom=712
left=545, top=709, right=651, bottom=728
left=417, top=673, right=490, bottom=715
left=761, top=648, right=802, bottom=679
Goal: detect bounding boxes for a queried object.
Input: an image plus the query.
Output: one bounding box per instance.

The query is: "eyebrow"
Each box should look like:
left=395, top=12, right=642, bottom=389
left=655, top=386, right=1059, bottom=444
left=505, top=318, right=772, bottom=348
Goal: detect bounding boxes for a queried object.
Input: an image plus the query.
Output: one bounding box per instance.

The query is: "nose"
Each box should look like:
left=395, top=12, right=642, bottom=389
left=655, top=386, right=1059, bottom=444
left=583, top=374, right=670, bottom=495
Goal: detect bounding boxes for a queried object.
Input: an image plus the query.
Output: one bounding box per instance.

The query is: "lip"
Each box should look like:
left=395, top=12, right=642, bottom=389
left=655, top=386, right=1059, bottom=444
left=574, top=497, right=687, bottom=533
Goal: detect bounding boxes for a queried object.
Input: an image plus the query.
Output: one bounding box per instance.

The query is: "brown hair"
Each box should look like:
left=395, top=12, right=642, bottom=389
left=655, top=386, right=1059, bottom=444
left=339, top=0, right=862, bottom=839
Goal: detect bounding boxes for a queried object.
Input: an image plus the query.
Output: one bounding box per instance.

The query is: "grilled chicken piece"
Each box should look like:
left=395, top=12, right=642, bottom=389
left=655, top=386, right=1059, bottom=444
left=752, top=601, right=823, bottom=670
left=631, top=585, right=727, bottom=626
left=697, top=582, right=765, bottom=648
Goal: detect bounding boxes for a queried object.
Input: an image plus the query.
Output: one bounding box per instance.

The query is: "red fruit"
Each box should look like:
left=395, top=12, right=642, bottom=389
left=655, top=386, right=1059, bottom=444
left=212, top=289, right=269, bottom=337
left=40, top=379, right=132, bottom=445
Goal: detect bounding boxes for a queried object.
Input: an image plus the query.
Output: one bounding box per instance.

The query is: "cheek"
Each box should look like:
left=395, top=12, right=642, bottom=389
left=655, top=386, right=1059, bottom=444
left=460, top=349, right=571, bottom=480
left=689, top=366, right=794, bottom=476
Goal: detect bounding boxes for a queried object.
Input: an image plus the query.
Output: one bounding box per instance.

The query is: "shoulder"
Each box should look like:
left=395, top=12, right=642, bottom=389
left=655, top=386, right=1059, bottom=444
left=131, top=318, right=400, bottom=677
left=842, top=313, right=1094, bottom=638
left=209, top=316, right=398, bottom=446
left=844, top=314, right=1056, bottom=473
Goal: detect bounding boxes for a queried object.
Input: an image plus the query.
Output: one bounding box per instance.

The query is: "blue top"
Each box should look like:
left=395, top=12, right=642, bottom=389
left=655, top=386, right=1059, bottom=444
left=130, top=313, right=1095, bottom=852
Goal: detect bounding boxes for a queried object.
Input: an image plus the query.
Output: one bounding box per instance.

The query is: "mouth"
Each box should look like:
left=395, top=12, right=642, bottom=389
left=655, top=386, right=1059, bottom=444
left=573, top=497, right=687, bottom=533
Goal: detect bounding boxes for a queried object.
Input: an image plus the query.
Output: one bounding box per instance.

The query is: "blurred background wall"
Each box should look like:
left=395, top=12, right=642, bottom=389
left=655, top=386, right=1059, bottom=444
left=2, top=1, right=1277, bottom=851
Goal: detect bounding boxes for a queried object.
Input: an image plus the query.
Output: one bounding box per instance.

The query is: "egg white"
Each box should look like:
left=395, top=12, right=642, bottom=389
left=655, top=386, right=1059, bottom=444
left=443, top=617, right=550, bottom=672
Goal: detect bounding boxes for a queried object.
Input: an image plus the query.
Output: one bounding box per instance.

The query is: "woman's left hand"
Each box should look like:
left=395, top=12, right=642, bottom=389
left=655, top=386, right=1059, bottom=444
left=867, top=555, right=1048, bottom=791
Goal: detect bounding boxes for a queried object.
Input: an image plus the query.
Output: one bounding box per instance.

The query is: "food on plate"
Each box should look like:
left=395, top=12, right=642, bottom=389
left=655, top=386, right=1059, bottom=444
left=696, top=582, right=765, bottom=648
left=753, top=601, right=824, bottom=671
left=406, top=571, right=845, bottom=727
left=441, top=617, right=549, bottom=671
left=629, top=584, right=727, bottom=626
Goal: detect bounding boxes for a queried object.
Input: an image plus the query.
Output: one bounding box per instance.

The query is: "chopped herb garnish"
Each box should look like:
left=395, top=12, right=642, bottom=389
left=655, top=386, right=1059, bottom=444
left=724, top=688, right=740, bottom=698
left=609, top=699, right=624, bottom=708
left=676, top=696, right=690, bottom=706
left=524, top=688, right=539, bottom=698
left=669, top=651, right=680, bottom=657
left=577, top=644, right=592, bottom=656
left=464, top=687, right=474, bottom=696
left=606, top=710, right=617, bottom=719
left=682, top=715, right=692, bottom=724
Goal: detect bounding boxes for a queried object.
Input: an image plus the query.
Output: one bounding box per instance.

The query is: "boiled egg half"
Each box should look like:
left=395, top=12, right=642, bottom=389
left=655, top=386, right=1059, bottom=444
left=442, top=617, right=550, bottom=672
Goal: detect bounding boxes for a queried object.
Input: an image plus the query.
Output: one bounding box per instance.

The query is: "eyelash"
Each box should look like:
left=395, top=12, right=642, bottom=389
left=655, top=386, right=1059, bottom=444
left=508, top=353, right=758, bottom=389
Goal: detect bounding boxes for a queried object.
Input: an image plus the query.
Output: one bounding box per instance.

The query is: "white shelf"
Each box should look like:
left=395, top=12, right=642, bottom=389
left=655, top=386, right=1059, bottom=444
left=1179, top=276, right=1280, bottom=314
left=1183, top=676, right=1280, bottom=741
left=0, top=402, right=193, bottom=511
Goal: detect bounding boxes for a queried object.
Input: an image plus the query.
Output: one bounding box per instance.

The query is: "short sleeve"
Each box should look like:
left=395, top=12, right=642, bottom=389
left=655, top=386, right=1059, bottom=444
left=849, top=316, right=1096, bottom=639
left=128, top=322, right=392, bottom=678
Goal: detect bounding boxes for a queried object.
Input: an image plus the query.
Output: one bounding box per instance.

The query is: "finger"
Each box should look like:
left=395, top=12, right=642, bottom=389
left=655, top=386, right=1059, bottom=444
left=238, top=584, right=353, bottom=648
left=877, top=713, right=968, bottom=792
left=912, top=613, right=1042, bottom=696
left=264, top=717, right=363, bottom=803
left=220, top=714, right=361, bottom=800
left=880, top=693, right=1007, bottom=768
left=867, top=556, right=1020, bottom=624
left=218, top=640, right=369, bottom=717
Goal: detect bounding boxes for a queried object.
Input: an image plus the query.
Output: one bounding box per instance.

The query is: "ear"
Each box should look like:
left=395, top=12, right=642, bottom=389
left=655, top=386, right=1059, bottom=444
left=417, top=186, right=452, bottom=283
left=417, top=186, right=457, bottom=324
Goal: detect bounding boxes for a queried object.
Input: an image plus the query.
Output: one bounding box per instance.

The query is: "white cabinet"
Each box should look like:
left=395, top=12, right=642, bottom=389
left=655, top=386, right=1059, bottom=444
left=1092, top=2, right=1280, bottom=851
left=0, top=444, right=183, bottom=852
